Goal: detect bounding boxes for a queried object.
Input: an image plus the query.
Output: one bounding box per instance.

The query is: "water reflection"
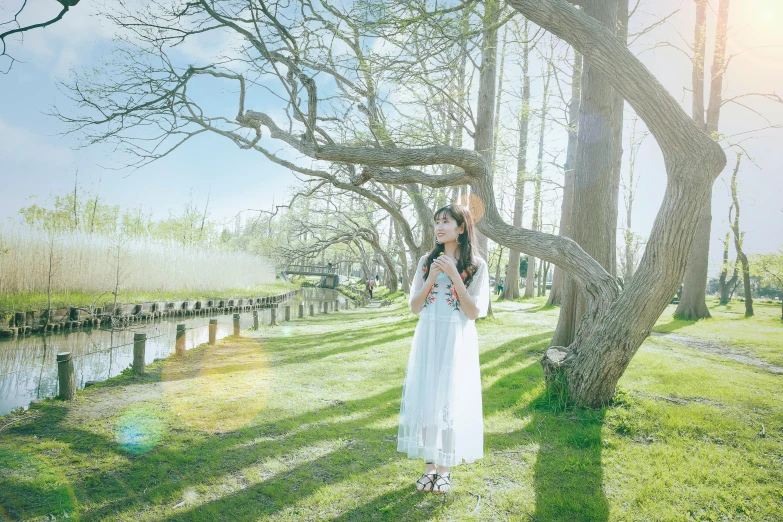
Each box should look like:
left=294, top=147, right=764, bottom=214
left=0, top=288, right=344, bottom=415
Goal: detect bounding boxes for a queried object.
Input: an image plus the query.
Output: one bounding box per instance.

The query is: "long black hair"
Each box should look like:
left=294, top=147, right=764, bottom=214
left=423, top=204, right=481, bottom=287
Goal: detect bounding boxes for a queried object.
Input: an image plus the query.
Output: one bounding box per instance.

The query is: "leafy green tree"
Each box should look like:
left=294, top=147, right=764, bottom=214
left=750, top=248, right=783, bottom=320
left=19, top=190, right=120, bottom=234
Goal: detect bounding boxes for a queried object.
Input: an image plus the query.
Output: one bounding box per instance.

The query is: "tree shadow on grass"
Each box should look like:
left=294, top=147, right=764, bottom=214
left=478, top=341, right=608, bottom=522
left=526, top=403, right=608, bottom=522
left=2, top=321, right=607, bottom=521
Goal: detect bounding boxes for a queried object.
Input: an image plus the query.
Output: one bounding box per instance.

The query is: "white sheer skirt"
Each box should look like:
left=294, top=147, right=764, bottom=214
left=397, top=286, right=484, bottom=467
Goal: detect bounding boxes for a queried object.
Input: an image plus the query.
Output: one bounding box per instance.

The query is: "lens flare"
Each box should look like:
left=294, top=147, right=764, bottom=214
left=160, top=336, right=273, bottom=433
left=279, top=325, right=293, bottom=337
left=115, top=406, right=164, bottom=454
left=728, top=1, right=783, bottom=70
left=454, top=193, right=486, bottom=223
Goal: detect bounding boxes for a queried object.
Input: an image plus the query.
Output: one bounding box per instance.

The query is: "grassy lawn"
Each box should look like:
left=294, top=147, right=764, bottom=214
left=1, top=295, right=781, bottom=521
left=0, top=281, right=299, bottom=314
left=653, top=298, right=783, bottom=367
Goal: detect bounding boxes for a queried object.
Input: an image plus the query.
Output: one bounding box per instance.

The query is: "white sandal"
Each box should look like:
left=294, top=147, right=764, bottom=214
left=432, top=472, right=451, bottom=494
left=415, top=470, right=438, bottom=492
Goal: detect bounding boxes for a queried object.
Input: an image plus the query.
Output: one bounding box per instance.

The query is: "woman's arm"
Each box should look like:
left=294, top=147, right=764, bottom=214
left=409, top=256, right=441, bottom=315
left=410, top=271, right=441, bottom=315
left=449, top=275, right=481, bottom=320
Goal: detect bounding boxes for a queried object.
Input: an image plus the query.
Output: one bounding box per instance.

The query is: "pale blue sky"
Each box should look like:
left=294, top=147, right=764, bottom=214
left=1, top=0, right=781, bottom=275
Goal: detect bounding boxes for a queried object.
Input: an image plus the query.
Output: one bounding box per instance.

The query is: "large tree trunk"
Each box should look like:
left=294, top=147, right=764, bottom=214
left=675, top=188, right=713, bottom=318
left=551, top=0, right=621, bottom=347
left=473, top=0, right=500, bottom=260
left=472, top=0, right=501, bottom=317
left=675, top=0, right=730, bottom=319
left=502, top=25, right=530, bottom=301
left=502, top=0, right=725, bottom=406
left=547, top=51, right=582, bottom=306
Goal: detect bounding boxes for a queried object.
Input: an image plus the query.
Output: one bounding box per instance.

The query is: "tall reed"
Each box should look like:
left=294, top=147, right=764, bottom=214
left=0, top=227, right=277, bottom=301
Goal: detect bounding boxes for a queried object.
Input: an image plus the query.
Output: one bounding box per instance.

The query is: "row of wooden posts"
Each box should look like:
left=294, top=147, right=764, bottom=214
left=1, top=290, right=303, bottom=337
left=56, top=295, right=369, bottom=400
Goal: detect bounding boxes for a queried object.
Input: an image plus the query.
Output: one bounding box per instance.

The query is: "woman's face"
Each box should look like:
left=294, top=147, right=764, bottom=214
left=435, top=212, right=464, bottom=245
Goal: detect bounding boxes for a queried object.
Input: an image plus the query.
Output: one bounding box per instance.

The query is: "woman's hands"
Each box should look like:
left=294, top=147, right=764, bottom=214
left=425, top=262, right=443, bottom=284
left=432, top=255, right=460, bottom=281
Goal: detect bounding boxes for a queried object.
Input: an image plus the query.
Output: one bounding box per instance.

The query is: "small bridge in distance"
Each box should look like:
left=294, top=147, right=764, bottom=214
left=284, top=265, right=340, bottom=288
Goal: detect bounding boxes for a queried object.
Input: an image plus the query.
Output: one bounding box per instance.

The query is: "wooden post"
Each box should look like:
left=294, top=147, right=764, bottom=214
left=309, top=304, right=314, bottom=316
left=233, top=313, right=241, bottom=336
left=209, top=319, right=218, bottom=345
left=176, top=324, right=186, bottom=356
left=285, top=305, right=291, bottom=322
left=133, top=333, right=146, bottom=375
left=298, top=303, right=304, bottom=318
left=57, top=352, right=75, bottom=400
left=253, top=310, right=259, bottom=330
left=270, top=307, right=277, bottom=326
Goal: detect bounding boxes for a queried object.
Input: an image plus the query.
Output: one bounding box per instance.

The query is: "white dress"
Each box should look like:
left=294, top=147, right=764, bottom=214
left=397, top=254, right=490, bottom=467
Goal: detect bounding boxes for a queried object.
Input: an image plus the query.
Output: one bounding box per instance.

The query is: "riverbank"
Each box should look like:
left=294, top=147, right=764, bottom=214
left=1, top=295, right=781, bottom=521
left=0, top=281, right=299, bottom=314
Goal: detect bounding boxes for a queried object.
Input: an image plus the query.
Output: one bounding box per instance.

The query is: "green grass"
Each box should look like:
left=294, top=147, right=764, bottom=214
left=653, top=298, right=783, bottom=366
left=1, top=296, right=781, bottom=520
left=0, top=281, right=299, bottom=313
left=373, top=286, right=405, bottom=301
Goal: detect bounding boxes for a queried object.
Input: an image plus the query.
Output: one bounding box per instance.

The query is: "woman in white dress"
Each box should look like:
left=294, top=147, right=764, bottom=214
left=397, top=204, right=490, bottom=494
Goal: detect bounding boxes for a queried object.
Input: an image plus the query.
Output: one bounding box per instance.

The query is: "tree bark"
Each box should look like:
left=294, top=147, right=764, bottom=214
left=551, top=0, right=620, bottom=347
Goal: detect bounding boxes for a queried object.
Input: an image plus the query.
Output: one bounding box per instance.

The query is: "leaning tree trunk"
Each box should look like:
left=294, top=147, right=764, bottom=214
left=505, top=0, right=727, bottom=406
left=551, top=0, right=621, bottom=347
left=547, top=51, right=582, bottom=306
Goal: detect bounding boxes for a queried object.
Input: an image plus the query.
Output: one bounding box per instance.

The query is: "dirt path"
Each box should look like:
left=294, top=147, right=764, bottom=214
left=651, top=331, right=783, bottom=375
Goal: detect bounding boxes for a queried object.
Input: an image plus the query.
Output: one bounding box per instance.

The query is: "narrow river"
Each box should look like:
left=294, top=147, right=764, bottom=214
left=0, top=288, right=345, bottom=415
